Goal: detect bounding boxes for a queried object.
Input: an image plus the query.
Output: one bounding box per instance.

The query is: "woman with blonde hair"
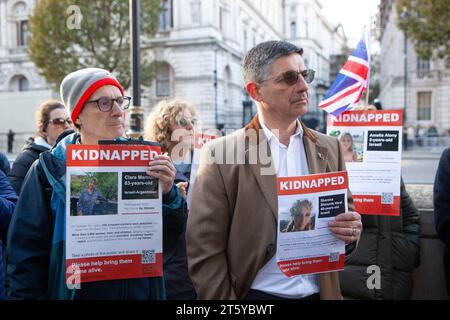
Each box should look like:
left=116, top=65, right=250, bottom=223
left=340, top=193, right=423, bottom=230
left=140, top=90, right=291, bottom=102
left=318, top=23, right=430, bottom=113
left=145, top=99, right=197, bottom=163
left=144, top=98, right=198, bottom=300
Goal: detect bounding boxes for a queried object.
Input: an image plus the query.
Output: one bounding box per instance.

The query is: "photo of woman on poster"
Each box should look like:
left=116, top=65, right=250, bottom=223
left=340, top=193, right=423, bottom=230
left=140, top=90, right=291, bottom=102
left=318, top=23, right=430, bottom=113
left=340, top=132, right=358, bottom=162
left=76, top=178, right=100, bottom=216
left=282, top=199, right=315, bottom=232
left=70, top=172, right=118, bottom=216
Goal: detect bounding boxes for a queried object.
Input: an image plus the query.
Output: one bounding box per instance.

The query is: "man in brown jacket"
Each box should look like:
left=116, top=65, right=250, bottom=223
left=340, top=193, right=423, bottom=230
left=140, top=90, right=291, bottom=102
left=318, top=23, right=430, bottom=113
left=186, top=41, right=362, bottom=300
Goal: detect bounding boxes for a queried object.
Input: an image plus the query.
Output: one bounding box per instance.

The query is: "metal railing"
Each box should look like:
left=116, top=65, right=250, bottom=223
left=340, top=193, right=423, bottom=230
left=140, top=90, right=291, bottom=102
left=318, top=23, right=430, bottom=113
left=404, top=135, right=450, bottom=153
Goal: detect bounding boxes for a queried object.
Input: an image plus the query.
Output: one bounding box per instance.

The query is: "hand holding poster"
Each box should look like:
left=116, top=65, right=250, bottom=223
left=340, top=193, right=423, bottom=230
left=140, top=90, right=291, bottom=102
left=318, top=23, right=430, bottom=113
left=65, top=144, right=163, bottom=285
left=277, top=171, right=348, bottom=277
left=327, top=110, right=403, bottom=216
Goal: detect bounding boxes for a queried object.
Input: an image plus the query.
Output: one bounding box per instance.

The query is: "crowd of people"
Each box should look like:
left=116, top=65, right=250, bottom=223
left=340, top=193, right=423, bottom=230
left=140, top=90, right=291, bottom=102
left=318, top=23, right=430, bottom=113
left=404, top=124, right=441, bottom=150
left=0, top=40, right=448, bottom=300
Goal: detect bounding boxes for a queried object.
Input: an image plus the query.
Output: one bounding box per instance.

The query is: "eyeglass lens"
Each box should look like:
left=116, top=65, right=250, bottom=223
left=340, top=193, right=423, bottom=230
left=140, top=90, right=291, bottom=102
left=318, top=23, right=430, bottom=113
left=282, top=70, right=314, bottom=85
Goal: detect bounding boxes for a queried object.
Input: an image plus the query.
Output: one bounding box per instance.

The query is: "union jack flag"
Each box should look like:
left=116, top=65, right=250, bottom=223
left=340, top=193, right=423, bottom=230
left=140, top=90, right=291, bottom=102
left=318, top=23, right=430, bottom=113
left=319, top=34, right=370, bottom=117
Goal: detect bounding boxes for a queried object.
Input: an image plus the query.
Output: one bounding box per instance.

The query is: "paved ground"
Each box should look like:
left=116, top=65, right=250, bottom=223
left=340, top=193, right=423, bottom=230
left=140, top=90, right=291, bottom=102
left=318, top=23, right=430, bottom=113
left=402, top=147, right=444, bottom=185
left=402, top=158, right=440, bottom=185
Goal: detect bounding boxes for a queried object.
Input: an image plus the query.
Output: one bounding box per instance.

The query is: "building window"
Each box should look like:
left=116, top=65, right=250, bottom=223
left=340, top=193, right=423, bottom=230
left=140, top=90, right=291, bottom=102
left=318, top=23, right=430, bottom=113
left=19, top=76, right=29, bottom=91
left=159, top=0, right=173, bottom=31
left=417, top=91, right=432, bottom=121
left=417, top=58, right=430, bottom=71
left=417, top=57, right=431, bottom=78
left=224, top=66, right=231, bottom=107
left=17, top=20, right=29, bottom=46
left=243, top=29, right=248, bottom=52
left=10, top=75, right=29, bottom=92
left=156, top=63, right=172, bottom=97
left=304, top=21, right=309, bottom=38
left=219, top=7, right=228, bottom=33
left=12, top=1, right=27, bottom=15
left=290, top=21, right=297, bottom=38
left=191, top=1, right=201, bottom=25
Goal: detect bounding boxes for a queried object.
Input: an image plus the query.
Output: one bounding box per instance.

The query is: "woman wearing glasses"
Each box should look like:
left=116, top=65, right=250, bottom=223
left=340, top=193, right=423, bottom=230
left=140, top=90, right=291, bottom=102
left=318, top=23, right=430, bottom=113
left=7, top=68, right=183, bottom=300
left=8, top=100, right=73, bottom=195
left=144, top=98, right=198, bottom=300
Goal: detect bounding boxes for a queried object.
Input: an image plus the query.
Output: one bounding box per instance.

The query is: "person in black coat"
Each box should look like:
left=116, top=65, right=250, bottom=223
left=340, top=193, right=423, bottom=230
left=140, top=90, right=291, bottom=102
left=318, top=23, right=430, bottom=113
left=8, top=100, right=73, bottom=195
left=434, top=147, right=450, bottom=294
left=340, top=105, right=420, bottom=299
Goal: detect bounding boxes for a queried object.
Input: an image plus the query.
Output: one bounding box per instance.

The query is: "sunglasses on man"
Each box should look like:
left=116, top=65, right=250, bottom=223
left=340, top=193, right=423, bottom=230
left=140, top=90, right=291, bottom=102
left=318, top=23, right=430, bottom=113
left=47, top=117, right=73, bottom=127
left=260, top=69, right=315, bottom=86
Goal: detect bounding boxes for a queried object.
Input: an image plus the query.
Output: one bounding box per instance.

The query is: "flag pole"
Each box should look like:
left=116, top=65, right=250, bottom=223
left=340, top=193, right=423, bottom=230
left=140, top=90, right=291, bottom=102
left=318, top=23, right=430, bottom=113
left=365, top=85, right=370, bottom=106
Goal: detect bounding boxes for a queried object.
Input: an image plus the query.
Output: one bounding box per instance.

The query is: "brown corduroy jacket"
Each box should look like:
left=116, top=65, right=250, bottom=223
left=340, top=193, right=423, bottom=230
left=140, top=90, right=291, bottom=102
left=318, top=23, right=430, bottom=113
left=186, top=115, right=355, bottom=300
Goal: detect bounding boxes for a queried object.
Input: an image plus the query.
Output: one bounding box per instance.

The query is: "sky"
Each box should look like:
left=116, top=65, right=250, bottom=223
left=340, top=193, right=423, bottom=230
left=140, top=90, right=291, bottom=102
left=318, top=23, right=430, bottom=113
left=320, top=0, right=381, bottom=52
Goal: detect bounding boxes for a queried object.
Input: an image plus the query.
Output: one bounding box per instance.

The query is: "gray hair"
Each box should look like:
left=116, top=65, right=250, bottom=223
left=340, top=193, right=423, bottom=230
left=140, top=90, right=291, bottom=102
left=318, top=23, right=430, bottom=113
left=243, top=41, right=303, bottom=83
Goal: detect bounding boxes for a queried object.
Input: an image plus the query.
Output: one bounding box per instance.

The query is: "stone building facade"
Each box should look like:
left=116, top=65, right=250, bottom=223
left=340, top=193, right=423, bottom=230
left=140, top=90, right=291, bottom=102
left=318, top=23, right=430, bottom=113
left=0, top=0, right=347, bottom=139
left=378, top=0, right=450, bottom=135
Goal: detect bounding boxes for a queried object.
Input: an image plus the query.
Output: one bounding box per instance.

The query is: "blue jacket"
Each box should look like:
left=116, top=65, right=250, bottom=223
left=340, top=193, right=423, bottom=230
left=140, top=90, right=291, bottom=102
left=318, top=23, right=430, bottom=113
left=0, top=152, right=10, bottom=175
left=7, top=132, right=184, bottom=300
left=0, top=170, right=18, bottom=300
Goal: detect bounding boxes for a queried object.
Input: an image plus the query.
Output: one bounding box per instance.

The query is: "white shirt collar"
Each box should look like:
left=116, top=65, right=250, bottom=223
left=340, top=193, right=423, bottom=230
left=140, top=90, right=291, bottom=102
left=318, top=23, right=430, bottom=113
left=260, top=119, right=304, bottom=144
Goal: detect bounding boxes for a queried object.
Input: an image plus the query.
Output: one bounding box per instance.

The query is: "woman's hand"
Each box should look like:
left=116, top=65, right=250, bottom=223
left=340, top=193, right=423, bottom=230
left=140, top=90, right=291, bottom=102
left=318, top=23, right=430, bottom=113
left=176, top=182, right=188, bottom=200
left=146, top=154, right=177, bottom=194
left=328, top=211, right=363, bottom=244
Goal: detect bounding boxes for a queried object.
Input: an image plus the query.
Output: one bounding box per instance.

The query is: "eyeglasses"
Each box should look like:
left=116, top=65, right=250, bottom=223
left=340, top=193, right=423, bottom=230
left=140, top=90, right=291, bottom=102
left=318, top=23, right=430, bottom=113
left=260, top=69, right=315, bottom=86
left=85, top=96, right=132, bottom=112
left=47, top=117, right=73, bottom=127
left=177, top=116, right=198, bottom=128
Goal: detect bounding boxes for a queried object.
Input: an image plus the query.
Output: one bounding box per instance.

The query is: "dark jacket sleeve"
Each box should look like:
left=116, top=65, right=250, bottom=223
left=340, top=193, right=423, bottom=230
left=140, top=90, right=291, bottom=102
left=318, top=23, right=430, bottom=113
left=434, top=148, right=450, bottom=247
left=0, top=170, right=18, bottom=244
left=162, top=185, right=185, bottom=239
left=400, top=178, right=421, bottom=267
left=8, top=149, right=38, bottom=195
left=6, top=161, right=53, bottom=300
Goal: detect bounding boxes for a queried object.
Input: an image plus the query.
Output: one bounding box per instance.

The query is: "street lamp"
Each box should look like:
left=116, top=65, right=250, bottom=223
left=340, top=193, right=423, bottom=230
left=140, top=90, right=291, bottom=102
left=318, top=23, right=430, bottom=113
left=127, top=0, right=145, bottom=138
left=400, top=8, right=411, bottom=123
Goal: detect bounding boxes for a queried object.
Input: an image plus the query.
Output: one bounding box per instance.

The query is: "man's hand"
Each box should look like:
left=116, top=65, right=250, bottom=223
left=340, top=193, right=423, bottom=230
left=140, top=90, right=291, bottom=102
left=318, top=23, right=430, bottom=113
left=146, top=154, right=177, bottom=194
left=328, top=211, right=362, bottom=244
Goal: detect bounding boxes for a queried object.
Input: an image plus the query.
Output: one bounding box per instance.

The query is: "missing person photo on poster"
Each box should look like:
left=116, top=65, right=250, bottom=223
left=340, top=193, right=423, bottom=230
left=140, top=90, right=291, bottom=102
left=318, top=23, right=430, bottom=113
left=70, top=172, right=118, bottom=216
